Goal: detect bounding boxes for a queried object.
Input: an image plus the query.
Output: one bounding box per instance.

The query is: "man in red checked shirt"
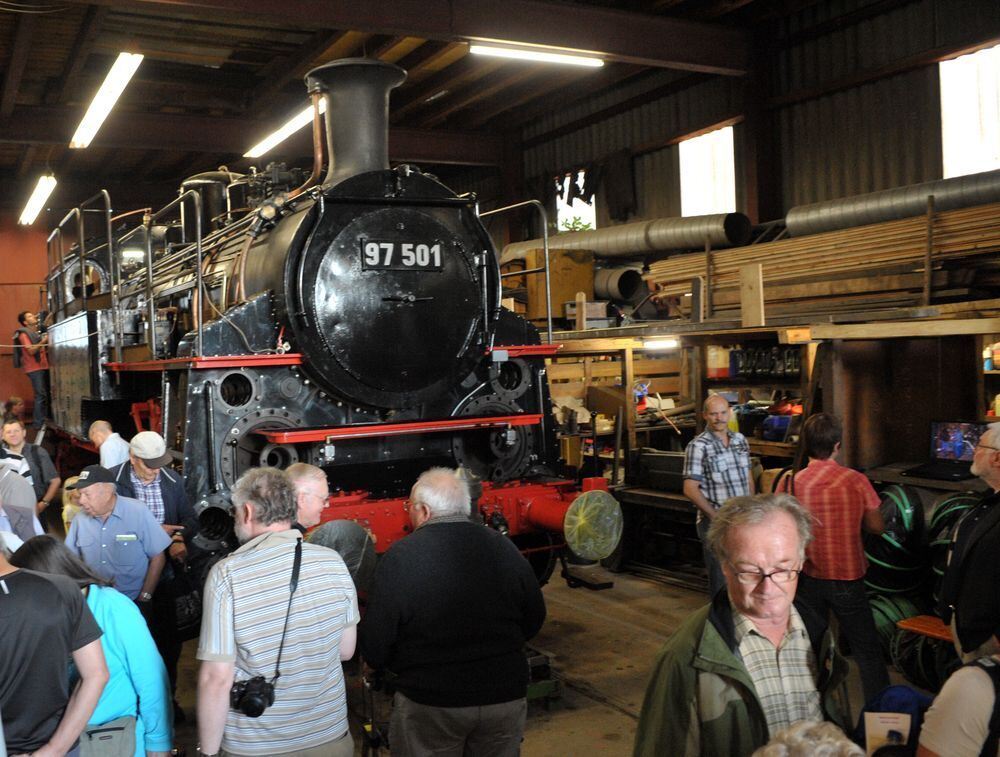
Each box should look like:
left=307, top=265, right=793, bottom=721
left=778, top=412, right=890, bottom=705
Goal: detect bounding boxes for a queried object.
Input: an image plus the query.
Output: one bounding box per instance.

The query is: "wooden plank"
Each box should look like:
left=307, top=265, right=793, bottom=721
left=551, top=376, right=681, bottom=397
left=740, top=263, right=765, bottom=328
left=547, top=358, right=681, bottom=381
left=557, top=337, right=645, bottom=354
left=575, top=291, right=587, bottom=332
left=810, top=318, right=1000, bottom=340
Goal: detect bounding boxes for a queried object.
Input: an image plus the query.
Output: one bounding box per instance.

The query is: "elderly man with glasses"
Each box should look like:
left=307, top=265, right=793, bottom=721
left=633, top=493, right=849, bottom=757
left=939, top=422, right=1000, bottom=662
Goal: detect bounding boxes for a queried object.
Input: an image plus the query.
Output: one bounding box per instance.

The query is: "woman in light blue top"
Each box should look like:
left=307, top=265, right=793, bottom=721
left=10, top=535, right=172, bottom=757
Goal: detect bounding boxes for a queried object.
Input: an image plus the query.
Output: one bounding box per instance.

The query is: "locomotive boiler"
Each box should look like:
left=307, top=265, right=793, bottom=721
left=44, top=58, right=621, bottom=580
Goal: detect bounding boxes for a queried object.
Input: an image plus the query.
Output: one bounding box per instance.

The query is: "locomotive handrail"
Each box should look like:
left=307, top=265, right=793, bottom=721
left=146, top=190, right=204, bottom=357
left=254, top=413, right=543, bottom=444
left=479, top=199, right=553, bottom=345
left=45, top=193, right=116, bottom=357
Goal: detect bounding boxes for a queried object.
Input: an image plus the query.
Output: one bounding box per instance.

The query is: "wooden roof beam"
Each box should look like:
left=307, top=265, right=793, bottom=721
left=78, top=0, right=749, bottom=75
left=0, top=105, right=504, bottom=166
left=1, top=14, right=37, bottom=118
left=419, top=66, right=539, bottom=128
left=49, top=5, right=109, bottom=106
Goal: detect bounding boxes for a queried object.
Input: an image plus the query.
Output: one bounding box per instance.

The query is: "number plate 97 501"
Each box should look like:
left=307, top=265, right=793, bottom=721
left=361, top=240, right=444, bottom=271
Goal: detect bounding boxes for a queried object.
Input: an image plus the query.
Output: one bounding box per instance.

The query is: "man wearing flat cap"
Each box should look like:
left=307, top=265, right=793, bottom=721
left=65, top=464, right=172, bottom=603
left=111, top=430, right=198, bottom=719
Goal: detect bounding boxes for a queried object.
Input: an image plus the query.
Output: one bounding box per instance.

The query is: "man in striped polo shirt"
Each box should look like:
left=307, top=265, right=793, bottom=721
left=197, top=467, right=358, bottom=757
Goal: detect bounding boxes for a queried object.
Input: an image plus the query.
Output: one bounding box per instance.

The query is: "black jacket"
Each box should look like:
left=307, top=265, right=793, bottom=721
left=110, top=462, right=199, bottom=540
left=360, top=515, right=546, bottom=707
left=938, top=491, right=1000, bottom=653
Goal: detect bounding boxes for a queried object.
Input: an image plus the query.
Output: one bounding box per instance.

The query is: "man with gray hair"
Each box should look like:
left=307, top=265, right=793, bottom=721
left=361, top=467, right=546, bottom=757
left=197, top=467, right=358, bottom=757
left=285, top=462, right=330, bottom=533
left=633, top=493, right=849, bottom=757
left=939, top=421, right=1000, bottom=661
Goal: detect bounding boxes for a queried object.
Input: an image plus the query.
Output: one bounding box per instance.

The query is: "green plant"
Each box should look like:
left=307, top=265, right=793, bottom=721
left=559, top=216, right=593, bottom=232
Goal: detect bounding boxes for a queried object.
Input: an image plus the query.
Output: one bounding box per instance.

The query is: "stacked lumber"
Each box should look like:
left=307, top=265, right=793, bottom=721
left=646, top=202, right=1000, bottom=300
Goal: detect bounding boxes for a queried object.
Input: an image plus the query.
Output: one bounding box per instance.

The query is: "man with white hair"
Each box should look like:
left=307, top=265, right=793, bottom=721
left=88, top=420, right=130, bottom=469
left=939, top=421, right=1000, bottom=661
left=361, top=467, right=547, bottom=757
left=633, top=494, right=849, bottom=757
left=284, top=462, right=330, bottom=532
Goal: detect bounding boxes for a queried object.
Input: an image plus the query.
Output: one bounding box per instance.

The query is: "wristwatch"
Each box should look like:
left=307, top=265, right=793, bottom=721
left=138, top=591, right=153, bottom=602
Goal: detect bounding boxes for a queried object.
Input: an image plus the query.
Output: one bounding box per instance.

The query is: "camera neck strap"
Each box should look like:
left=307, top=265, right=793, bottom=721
left=271, top=536, right=303, bottom=684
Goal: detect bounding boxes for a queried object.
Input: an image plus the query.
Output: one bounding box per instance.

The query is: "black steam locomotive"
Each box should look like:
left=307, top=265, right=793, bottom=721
left=44, top=58, right=620, bottom=578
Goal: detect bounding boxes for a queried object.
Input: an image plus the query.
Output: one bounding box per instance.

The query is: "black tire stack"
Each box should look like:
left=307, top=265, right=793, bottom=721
left=863, top=486, right=980, bottom=692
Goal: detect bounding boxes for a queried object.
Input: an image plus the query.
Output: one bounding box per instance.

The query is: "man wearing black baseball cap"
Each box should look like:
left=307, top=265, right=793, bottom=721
left=65, top=464, right=171, bottom=603
left=109, top=431, right=198, bottom=721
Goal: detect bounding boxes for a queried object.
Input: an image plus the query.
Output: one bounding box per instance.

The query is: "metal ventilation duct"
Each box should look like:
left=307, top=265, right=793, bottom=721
left=785, top=169, right=1000, bottom=237
left=500, top=213, right=752, bottom=263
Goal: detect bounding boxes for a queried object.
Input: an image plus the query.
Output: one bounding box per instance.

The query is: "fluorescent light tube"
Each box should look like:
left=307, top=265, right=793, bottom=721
left=469, top=44, right=604, bottom=67
left=244, top=99, right=327, bottom=159
left=643, top=338, right=679, bottom=351
left=19, top=175, right=57, bottom=225
left=70, top=52, right=144, bottom=149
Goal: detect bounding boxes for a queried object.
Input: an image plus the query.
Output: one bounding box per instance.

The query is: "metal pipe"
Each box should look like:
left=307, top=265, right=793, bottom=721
left=288, top=91, right=325, bottom=199
left=785, top=168, right=1000, bottom=237
left=304, top=58, right=406, bottom=188
left=480, top=199, right=553, bottom=344
left=594, top=267, right=644, bottom=303
left=501, top=212, right=752, bottom=262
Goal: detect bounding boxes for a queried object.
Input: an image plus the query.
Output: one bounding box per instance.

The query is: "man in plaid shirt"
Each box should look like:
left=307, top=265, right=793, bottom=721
left=777, top=412, right=889, bottom=704
left=684, top=394, right=754, bottom=598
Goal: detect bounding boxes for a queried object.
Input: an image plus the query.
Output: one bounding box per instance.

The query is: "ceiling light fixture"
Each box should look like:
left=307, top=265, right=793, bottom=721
left=469, top=44, right=604, bottom=68
left=69, top=52, right=144, bottom=149
left=642, top=338, right=679, bottom=351
left=244, top=99, right=327, bottom=159
left=19, top=175, right=57, bottom=225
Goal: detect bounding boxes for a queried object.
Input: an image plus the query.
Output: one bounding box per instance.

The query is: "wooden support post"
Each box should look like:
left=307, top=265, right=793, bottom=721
left=704, top=237, right=714, bottom=318
left=690, top=277, right=705, bottom=323
left=923, top=194, right=935, bottom=306
left=574, top=291, right=587, bottom=331
left=622, top=346, right=636, bottom=454
left=739, top=263, right=765, bottom=327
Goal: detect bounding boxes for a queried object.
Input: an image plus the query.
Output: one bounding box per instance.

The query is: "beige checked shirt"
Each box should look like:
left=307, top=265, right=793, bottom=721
left=734, top=606, right=823, bottom=734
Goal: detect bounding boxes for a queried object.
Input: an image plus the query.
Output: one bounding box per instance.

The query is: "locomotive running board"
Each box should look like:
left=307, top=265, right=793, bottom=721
left=255, top=414, right=542, bottom=443
left=104, top=354, right=304, bottom=371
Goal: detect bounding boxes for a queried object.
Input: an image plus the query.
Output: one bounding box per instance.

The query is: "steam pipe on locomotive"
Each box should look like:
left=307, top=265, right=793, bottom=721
left=44, top=58, right=623, bottom=583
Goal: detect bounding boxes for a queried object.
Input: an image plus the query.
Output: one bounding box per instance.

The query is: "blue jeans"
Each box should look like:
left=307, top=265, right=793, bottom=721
left=796, top=573, right=890, bottom=706
left=697, top=516, right=726, bottom=600
left=27, top=369, right=48, bottom=428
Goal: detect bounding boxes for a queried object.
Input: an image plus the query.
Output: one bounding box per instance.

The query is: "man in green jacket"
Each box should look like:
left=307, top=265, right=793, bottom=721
left=633, top=493, right=851, bottom=757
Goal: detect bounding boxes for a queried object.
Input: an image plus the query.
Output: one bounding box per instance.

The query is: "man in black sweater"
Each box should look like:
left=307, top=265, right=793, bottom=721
left=361, top=467, right=546, bottom=757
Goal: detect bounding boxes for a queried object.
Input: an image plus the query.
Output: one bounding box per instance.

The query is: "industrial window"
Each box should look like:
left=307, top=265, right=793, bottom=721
left=940, top=43, right=1000, bottom=179
left=556, top=170, right=597, bottom=231
left=679, top=125, right=736, bottom=217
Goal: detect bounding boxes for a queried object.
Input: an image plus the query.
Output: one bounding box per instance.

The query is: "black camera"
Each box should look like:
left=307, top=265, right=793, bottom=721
left=230, top=676, right=275, bottom=718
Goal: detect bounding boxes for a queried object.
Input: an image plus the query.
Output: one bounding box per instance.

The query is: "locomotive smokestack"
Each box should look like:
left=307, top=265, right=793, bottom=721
left=305, top=58, right=406, bottom=188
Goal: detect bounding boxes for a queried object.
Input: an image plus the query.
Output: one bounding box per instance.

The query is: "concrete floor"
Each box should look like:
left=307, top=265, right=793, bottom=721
left=173, top=567, right=877, bottom=755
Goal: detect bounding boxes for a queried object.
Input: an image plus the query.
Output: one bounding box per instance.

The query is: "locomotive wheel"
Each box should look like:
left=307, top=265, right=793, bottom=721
left=512, top=531, right=558, bottom=586
left=451, top=395, right=534, bottom=482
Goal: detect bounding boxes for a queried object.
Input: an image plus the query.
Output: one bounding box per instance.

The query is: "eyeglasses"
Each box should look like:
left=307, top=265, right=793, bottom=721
left=977, top=442, right=1000, bottom=451
left=730, top=567, right=802, bottom=586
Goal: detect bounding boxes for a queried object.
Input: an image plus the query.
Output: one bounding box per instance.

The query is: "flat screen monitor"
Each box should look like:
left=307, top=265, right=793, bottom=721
left=930, top=421, right=987, bottom=462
